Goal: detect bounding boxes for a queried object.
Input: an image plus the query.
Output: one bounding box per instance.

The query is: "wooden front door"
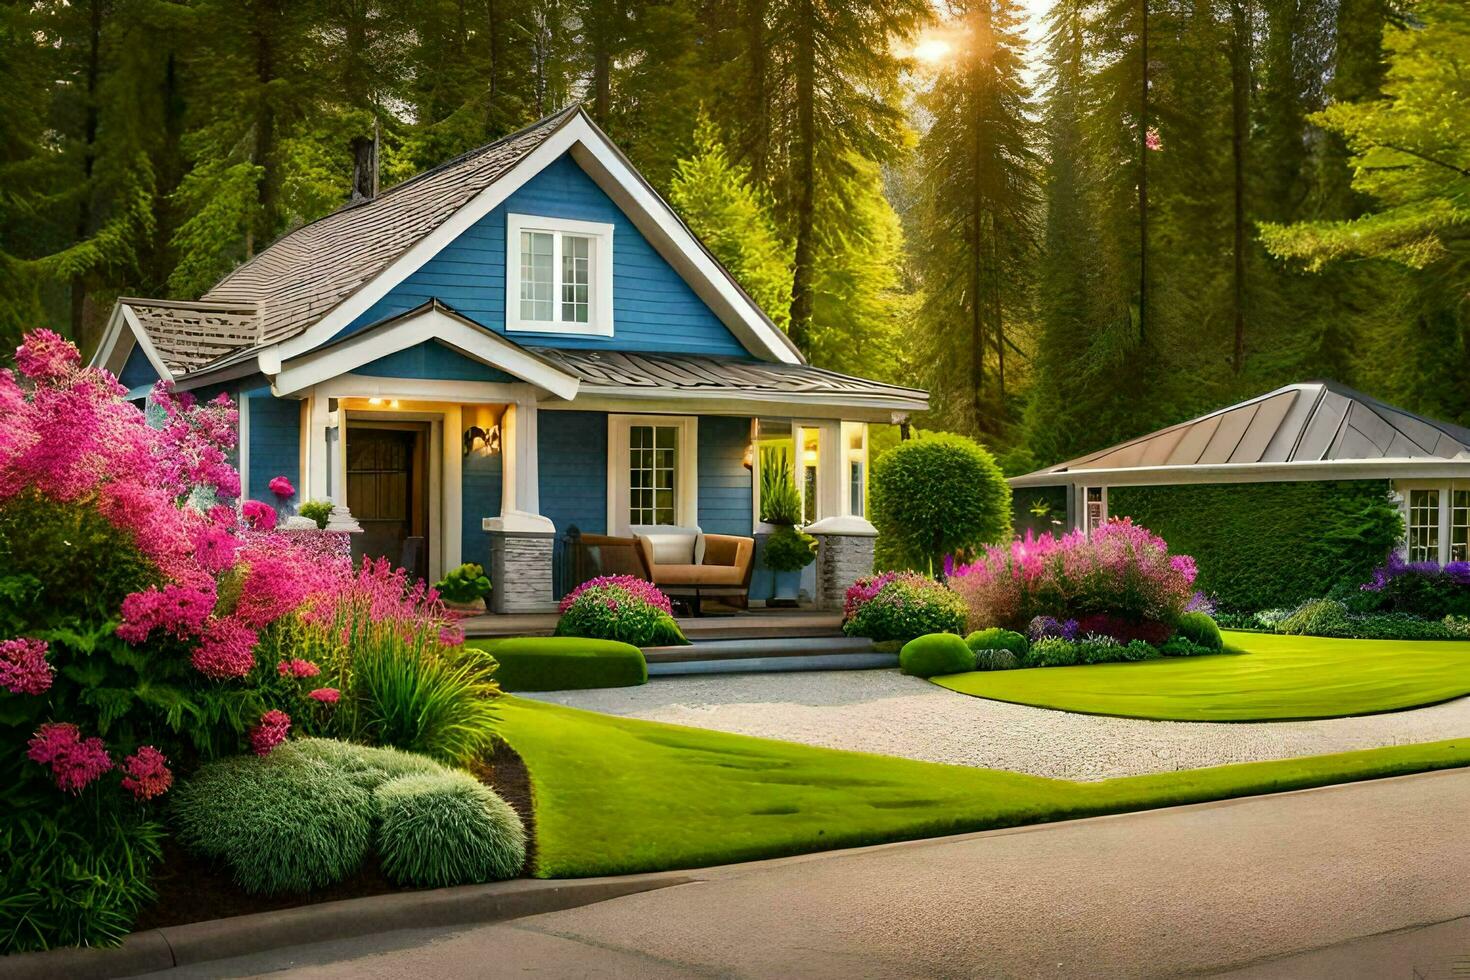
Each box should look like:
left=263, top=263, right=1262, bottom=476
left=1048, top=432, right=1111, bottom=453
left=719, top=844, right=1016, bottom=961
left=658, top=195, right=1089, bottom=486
left=347, top=424, right=429, bottom=581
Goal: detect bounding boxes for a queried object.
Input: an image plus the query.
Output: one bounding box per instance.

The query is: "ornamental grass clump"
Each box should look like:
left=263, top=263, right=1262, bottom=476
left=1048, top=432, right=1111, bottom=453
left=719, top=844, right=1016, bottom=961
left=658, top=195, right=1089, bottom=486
left=842, top=572, right=968, bottom=643
left=555, top=575, right=688, bottom=646
left=375, top=770, right=527, bottom=887
left=947, top=519, right=1198, bottom=641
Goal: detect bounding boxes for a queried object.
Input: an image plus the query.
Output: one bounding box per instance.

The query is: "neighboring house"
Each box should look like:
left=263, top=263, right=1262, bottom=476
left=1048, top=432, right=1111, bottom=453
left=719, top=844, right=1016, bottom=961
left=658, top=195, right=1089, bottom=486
left=91, top=106, right=927, bottom=612
left=1010, top=381, right=1470, bottom=564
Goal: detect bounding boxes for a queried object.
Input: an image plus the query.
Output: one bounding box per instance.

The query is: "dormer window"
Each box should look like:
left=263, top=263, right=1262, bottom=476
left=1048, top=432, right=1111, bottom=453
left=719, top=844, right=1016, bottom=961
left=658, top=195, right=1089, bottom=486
left=506, top=213, right=613, bottom=336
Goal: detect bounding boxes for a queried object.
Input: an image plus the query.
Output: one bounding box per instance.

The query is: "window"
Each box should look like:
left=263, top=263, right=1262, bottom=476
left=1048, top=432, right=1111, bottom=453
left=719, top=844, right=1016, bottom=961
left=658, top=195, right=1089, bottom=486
left=629, top=424, right=677, bottom=526
left=799, top=427, right=820, bottom=525
left=1084, top=486, right=1107, bottom=537
left=850, top=460, right=865, bottom=519
left=1407, top=488, right=1440, bottom=562
left=506, top=214, right=612, bottom=336
left=845, top=423, right=867, bottom=519
left=1453, top=491, right=1470, bottom=562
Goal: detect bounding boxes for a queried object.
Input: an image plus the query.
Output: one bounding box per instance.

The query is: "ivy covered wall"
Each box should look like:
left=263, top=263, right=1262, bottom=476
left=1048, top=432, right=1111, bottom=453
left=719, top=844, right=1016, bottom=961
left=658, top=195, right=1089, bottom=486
left=1109, top=480, right=1403, bottom=611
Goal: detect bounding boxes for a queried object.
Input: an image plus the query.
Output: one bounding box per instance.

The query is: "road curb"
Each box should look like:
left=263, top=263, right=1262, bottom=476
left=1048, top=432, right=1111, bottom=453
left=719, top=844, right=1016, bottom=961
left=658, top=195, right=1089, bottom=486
left=0, top=872, right=699, bottom=980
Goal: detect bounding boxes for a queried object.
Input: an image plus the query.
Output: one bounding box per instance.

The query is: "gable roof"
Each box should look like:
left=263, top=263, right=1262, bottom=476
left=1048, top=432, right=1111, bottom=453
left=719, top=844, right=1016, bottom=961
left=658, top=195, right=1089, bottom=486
left=1012, top=382, right=1470, bottom=487
left=204, top=107, right=579, bottom=348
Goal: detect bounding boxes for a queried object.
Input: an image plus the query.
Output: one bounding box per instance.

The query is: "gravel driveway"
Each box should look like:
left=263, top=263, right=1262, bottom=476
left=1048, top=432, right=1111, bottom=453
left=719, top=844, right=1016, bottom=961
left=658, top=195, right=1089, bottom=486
left=525, top=670, right=1470, bottom=780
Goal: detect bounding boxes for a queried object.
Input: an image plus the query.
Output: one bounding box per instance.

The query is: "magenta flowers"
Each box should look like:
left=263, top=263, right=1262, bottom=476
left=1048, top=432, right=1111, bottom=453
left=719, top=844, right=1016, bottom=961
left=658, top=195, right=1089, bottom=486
left=0, top=637, right=52, bottom=695
left=307, top=687, right=340, bottom=704
left=278, top=658, right=322, bottom=679
left=27, top=722, right=113, bottom=793
left=248, top=709, right=291, bottom=756
left=241, top=499, right=277, bottom=531
left=268, top=475, right=295, bottom=499
left=559, top=574, right=673, bottom=615
left=14, top=329, right=80, bottom=384
left=120, top=746, right=173, bottom=801
left=191, top=617, right=259, bottom=679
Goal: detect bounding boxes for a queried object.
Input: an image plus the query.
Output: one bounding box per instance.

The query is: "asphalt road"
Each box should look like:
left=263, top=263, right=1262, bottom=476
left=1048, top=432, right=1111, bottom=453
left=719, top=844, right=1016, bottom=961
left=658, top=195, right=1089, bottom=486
left=152, top=769, right=1470, bottom=979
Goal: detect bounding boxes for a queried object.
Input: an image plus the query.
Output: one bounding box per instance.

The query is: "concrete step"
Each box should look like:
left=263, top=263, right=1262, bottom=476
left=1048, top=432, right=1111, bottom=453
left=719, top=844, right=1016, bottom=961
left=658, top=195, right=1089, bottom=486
left=643, top=635, right=895, bottom=676
left=647, top=652, right=898, bottom=676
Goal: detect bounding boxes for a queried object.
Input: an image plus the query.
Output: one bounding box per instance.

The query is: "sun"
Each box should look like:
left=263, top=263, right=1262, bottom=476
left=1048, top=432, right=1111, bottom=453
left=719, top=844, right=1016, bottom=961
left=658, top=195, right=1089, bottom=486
left=909, top=36, right=954, bottom=65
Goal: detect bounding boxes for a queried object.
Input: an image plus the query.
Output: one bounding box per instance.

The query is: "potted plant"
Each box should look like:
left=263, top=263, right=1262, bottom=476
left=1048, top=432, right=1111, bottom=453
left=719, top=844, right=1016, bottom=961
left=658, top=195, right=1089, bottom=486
left=433, top=562, right=493, bottom=613
left=760, top=448, right=817, bottom=605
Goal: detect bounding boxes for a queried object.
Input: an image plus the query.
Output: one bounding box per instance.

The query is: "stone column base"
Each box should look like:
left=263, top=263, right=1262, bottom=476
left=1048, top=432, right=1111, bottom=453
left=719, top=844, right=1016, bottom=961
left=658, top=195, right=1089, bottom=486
left=487, top=531, right=557, bottom=614
left=811, top=532, right=876, bottom=612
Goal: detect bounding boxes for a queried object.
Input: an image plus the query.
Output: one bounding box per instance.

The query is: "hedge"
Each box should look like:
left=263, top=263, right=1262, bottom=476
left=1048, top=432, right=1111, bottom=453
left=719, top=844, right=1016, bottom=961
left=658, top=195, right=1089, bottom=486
left=468, top=637, right=648, bottom=692
left=1109, top=480, right=1401, bottom=611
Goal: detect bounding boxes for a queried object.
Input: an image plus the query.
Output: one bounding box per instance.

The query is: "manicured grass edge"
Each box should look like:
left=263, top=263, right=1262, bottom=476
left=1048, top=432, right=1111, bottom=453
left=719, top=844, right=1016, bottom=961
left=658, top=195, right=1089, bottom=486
left=469, top=637, right=647, bottom=692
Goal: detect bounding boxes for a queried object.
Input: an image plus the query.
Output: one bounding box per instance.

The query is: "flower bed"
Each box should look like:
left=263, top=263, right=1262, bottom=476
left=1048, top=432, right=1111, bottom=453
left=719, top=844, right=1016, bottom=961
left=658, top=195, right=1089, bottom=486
left=842, top=572, right=968, bottom=643
left=555, top=575, right=688, bottom=647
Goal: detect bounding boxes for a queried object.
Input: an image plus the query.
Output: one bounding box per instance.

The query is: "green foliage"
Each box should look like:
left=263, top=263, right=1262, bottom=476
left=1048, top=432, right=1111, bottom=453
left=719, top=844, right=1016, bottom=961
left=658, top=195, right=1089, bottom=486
left=1109, top=481, right=1402, bottom=610
left=1026, top=636, right=1156, bottom=668
left=466, top=638, right=648, bottom=693
left=554, top=593, right=688, bottom=648
left=972, top=648, right=1021, bottom=671
left=762, top=524, right=817, bottom=572
left=758, top=448, right=802, bottom=526
left=0, top=803, right=164, bottom=954
left=434, top=563, right=493, bottom=605
left=283, top=737, right=445, bottom=789
left=298, top=499, right=335, bottom=530
left=1276, top=599, right=1353, bottom=638
left=964, top=628, right=1029, bottom=656
left=375, top=770, right=527, bottom=887
left=1274, top=605, right=1458, bottom=641
left=1175, top=612, right=1224, bottom=651
left=870, top=433, right=1012, bottom=573
left=171, top=750, right=374, bottom=895
left=842, top=576, right=968, bottom=643
left=898, top=633, right=975, bottom=678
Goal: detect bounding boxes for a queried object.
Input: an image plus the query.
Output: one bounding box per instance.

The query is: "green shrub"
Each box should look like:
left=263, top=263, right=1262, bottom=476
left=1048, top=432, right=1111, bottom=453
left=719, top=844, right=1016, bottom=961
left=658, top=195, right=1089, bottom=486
left=171, top=751, right=374, bottom=895
left=1026, top=636, right=1155, bottom=668
left=1159, top=636, right=1215, bottom=656
left=298, top=499, right=334, bottom=530
left=376, top=770, right=526, bottom=887
left=965, top=628, right=1029, bottom=656
left=1175, top=612, right=1224, bottom=651
left=758, top=447, right=802, bottom=525
left=340, top=627, right=502, bottom=766
left=284, top=737, right=444, bottom=789
left=972, top=648, right=1020, bottom=671
left=871, top=433, right=1012, bottom=573
left=467, top=637, right=647, bottom=692
left=843, top=574, right=968, bottom=643
left=763, top=524, right=818, bottom=572
left=1027, top=637, right=1080, bottom=667
left=434, top=563, right=493, bottom=604
left=1108, top=481, right=1401, bottom=611
left=899, top=633, right=975, bottom=678
left=555, top=576, right=688, bottom=647
left=1276, top=599, right=1353, bottom=637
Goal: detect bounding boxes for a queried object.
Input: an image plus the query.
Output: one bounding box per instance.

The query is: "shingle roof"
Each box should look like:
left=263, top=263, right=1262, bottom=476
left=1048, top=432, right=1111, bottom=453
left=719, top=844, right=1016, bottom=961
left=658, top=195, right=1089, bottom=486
left=120, top=298, right=262, bottom=375
left=532, top=348, right=928, bottom=408
left=202, top=106, right=578, bottom=347
left=1017, top=382, right=1470, bottom=483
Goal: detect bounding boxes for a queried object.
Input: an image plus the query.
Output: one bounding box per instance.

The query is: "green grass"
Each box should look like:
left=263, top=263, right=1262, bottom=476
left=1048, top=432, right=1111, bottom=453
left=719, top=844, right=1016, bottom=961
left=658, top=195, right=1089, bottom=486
left=932, top=631, right=1470, bottom=721
left=468, top=636, right=648, bottom=691
left=496, top=696, right=1470, bottom=878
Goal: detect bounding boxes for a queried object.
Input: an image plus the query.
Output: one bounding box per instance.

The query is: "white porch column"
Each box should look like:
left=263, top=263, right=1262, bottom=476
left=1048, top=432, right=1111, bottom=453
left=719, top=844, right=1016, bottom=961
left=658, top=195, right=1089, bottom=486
left=483, top=397, right=556, bottom=613
left=305, top=393, right=345, bottom=506
left=805, top=420, right=877, bottom=611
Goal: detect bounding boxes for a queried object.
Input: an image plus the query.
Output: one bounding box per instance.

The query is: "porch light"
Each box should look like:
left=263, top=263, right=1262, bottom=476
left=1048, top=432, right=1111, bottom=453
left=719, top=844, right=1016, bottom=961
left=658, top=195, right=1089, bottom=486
left=463, top=424, right=501, bottom=457
left=742, top=443, right=754, bottom=471
left=368, top=397, right=383, bottom=405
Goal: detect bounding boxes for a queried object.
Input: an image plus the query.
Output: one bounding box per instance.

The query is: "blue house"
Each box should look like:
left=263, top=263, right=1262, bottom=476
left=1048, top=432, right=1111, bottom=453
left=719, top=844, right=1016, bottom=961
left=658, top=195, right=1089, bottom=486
left=91, top=107, right=928, bottom=613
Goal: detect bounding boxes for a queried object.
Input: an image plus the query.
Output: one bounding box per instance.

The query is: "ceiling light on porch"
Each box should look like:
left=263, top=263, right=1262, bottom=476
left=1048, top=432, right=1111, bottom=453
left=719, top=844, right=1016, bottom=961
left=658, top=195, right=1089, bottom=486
left=368, top=397, right=383, bottom=405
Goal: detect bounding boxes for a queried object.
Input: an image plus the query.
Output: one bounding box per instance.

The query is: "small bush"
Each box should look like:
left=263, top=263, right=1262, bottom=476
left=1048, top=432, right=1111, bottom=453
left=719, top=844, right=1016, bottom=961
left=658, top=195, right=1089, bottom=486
left=1276, top=599, right=1353, bottom=637
left=899, top=633, right=975, bottom=678
left=376, top=770, right=526, bottom=887
left=284, top=737, right=444, bottom=789
left=763, top=524, right=818, bottom=572
left=1358, top=554, right=1470, bottom=618
left=467, top=637, right=647, bottom=692
left=298, top=499, right=334, bottom=529
left=1159, top=636, right=1215, bottom=657
left=965, top=628, right=1028, bottom=656
left=972, top=648, right=1020, bottom=671
left=434, top=563, right=492, bottom=604
left=1026, top=635, right=1155, bottom=668
left=870, top=432, right=1012, bottom=572
left=1026, top=637, right=1080, bottom=668
left=1176, top=612, right=1224, bottom=651
left=555, top=575, right=688, bottom=647
left=843, top=573, right=968, bottom=643
left=171, top=751, right=373, bottom=894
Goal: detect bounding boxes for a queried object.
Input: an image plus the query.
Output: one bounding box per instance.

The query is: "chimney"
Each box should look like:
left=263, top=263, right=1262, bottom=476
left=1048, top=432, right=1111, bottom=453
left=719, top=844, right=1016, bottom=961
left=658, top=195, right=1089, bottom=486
left=350, top=124, right=379, bottom=203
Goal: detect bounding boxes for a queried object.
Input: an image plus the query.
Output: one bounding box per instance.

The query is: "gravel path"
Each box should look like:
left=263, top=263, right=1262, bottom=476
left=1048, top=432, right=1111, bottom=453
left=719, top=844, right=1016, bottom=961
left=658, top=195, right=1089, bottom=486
left=524, top=670, right=1470, bottom=780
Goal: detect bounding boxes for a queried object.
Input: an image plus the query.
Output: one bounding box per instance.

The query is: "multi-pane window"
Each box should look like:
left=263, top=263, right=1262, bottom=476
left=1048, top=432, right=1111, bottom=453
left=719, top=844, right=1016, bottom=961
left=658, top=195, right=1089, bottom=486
left=1408, top=488, right=1440, bottom=562
left=561, top=235, right=590, bottom=323
left=850, top=460, right=865, bottom=518
left=629, top=425, right=677, bottom=526
left=1452, top=490, right=1470, bottom=562
left=519, top=231, right=555, bottom=322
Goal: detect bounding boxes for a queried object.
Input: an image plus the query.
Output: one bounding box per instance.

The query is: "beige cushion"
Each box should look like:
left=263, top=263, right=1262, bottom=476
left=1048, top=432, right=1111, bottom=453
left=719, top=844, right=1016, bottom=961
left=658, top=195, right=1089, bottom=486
left=631, top=526, right=704, bottom=565
left=652, top=564, right=746, bottom=586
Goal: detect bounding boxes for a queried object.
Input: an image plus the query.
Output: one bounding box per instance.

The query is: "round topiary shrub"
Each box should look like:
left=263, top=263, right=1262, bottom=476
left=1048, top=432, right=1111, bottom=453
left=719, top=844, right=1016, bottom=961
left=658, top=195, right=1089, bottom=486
left=972, top=648, right=1020, bottom=671
left=870, top=433, right=1012, bottom=573
left=376, top=770, right=527, bottom=887
left=171, top=750, right=374, bottom=895
left=899, top=633, right=976, bottom=678
left=964, top=627, right=1028, bottom=656
left=1175, top=611, right=1224, bottom=651
left=283, top=738, right=445, bottom=789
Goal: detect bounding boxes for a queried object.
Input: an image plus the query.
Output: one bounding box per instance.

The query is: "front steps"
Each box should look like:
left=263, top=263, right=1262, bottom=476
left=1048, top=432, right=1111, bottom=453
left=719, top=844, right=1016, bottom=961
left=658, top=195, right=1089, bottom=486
left=643, top=635, right=896, bottom=676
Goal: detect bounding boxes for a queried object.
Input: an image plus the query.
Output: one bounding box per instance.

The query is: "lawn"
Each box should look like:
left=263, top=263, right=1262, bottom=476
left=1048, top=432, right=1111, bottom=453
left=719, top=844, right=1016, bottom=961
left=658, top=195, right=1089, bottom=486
left=495, top=696, right=1470, bottom=878
left=933, top=631, right=1470, bottom=721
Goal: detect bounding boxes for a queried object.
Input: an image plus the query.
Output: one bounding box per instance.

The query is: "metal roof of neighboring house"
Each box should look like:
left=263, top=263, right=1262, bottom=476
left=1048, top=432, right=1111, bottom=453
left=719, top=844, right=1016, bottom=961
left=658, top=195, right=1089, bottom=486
left=119, top=297, right=262, bottom=374
left=533, top=348, right=929, bottom=411
left=1011, top=382, right=1470, bottom=487
left=202, top=106, right=579, bottom=347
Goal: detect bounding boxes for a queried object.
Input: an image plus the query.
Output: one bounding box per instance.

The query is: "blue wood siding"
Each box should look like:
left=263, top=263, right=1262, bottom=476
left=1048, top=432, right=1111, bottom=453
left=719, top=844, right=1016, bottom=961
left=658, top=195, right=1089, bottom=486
left=538, top=410, right=607, bottom=537
left=341, top=154, right=748, bottom=357
left=247, top=389, right=300, bottom=503
left=697, top=415, right=753, bottom=536
left=119, top=344, right=159, bottom=390
left=462, top=452, right=502, bottom=570
left=355, top=340, right=518, bottom=383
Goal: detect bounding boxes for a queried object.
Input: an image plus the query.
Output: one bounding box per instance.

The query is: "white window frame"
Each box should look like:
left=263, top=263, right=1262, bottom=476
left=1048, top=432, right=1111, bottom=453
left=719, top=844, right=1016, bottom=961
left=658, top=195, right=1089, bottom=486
left=1394, top=480, right=1470, bottom=565
left=606, top=414, right=698, bottom=536
left=505, top=213, right=614, bottom=337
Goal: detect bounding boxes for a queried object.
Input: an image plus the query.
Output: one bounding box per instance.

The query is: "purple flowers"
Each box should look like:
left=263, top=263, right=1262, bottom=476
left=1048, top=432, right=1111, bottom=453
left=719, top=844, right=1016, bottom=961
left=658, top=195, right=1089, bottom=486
left=27, top=722, right=113, bottom=793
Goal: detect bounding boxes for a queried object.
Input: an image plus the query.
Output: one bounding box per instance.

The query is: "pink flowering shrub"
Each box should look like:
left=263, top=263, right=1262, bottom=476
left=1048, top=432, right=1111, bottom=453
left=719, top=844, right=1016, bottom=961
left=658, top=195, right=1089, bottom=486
left=947, top=518, right=1199, bottom=637
left=268, top=475, right=295, bottom=499
left=27, top=722, right=114, bottom=793
left=308, top=687, right=340, bottom=704
left=120, top=746, right=173, bottom=801
left=842, top=573, right=967, bottom=642
left=555, top=575, right=687, bottom=646
left=248, top=709, right=291, bottom=755
left=241, top=498, right=277, bottom=531
left=278, top=658, right=322, bottom=678
left=0, top=637, right=53, bottom=695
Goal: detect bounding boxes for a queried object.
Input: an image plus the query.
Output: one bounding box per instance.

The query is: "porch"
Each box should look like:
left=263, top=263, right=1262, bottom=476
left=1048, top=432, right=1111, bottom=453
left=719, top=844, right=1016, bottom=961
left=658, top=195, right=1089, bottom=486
left=461, top=607, right=843, bottom=640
